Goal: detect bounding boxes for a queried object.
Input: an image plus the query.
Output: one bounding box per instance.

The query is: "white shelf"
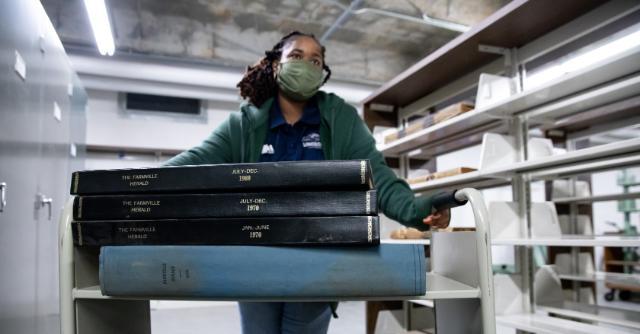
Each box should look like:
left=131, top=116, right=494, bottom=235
left=538, top=301, right=640, bottom=331
left=422, top=273, right=480, bottom=299
left=484, top=137, right=640, bottom=177
left=378, top=108, right=498, bottom=156
left=381, top=239, right=430, bottom=245
left=72, top=273, right=479, bottom=302
left=409, top=138, right=640, bottom=192
left=558, top=272, right=640, bottom=286
left=409, top=171, right=507, bottom=192
left=378, top=45, right=640, bottom=156
left=74, top=286, right=118, bottom=300
left=528, top=152, right=640, bottom=181
left=553, top=191, right=640, bottom=204
left=493, top=235, right=640, bottom=247
left=496, top=313, right=630, bottom=334
left=409, top=299, right=434, bottom=308
left=525, top=72, right=640, bottom=124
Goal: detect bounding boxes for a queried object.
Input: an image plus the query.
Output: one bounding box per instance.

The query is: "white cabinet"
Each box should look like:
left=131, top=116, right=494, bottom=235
left=0, top=2, right=87, bottom=333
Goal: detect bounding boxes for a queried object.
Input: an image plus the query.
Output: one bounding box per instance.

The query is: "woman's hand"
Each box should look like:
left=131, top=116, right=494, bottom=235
left=423, top=208, right=450, bottom=229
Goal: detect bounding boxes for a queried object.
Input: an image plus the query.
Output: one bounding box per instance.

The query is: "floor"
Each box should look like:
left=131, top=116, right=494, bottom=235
left=151, top=301, right=366, bottom=334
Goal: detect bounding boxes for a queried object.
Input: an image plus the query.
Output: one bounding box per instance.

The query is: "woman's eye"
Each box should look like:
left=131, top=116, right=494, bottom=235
left=312, top=59, right=321, bottom=66
left=292, top=54, right=302, bottom=59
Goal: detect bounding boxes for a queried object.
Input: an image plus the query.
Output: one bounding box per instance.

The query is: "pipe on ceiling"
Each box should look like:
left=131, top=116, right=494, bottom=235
left=319, top=0, right=469, bottom=43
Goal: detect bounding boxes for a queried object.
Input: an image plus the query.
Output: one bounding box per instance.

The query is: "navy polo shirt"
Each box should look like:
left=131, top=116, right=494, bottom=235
left=259, top=97, right=324, bottom=162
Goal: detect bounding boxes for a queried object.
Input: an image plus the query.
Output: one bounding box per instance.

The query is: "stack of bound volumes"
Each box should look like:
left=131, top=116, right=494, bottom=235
left=70, top=160, right=426, bottom=298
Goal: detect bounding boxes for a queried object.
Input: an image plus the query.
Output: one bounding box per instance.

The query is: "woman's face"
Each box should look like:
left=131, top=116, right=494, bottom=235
left=278, top=36, right=324, bottom=68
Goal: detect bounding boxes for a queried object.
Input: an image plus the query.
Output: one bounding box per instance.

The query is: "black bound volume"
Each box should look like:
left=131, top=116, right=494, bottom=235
left=72, top=216, right=379, bottom=246
left=70, top=160, right=373, bottom=195
left=73, top=190, right=377, bottom=220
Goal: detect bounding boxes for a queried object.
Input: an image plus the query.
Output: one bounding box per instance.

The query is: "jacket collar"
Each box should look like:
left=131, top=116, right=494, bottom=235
left=269, top=95, right=321, bottom=129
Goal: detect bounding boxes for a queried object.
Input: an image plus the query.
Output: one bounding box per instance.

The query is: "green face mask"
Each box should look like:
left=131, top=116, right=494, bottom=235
left=276, top=59, right=324, bottom=101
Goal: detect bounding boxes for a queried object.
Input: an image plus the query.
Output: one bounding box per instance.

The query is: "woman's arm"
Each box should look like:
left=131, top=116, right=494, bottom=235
left=346, top=113, right=437, bottom=231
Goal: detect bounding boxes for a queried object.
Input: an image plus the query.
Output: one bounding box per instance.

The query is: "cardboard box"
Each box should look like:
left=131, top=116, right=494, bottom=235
left=434, top=102, right=474, bottom=124
left=383, top=102, right=472, bottom=144
left=383, top=115, right=434, bottom=144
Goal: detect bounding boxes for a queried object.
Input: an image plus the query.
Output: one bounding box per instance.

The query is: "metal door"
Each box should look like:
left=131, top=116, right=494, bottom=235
left=0, top=1, right=47, bottom=333
left=31, top=3, right=78, bottom=333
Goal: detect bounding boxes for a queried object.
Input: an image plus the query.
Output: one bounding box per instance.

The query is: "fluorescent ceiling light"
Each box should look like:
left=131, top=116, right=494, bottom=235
left=526, top=27, right=640, bottom=89
left=83, top=0, right=115, bottom=56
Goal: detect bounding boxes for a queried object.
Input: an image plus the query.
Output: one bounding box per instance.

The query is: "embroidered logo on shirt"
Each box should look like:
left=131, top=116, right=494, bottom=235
left=301, top=133, right=322, bottom=149
left=261, top=144, right=275, bottom=154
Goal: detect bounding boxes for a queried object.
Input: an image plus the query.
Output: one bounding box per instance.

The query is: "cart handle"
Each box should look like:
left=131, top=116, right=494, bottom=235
left=432, top=189, right=468, bottom=211
left=455, top=188, right=496, bottom=334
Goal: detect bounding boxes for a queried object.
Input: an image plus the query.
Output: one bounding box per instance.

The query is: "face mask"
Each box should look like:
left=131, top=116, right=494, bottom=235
left=276, top=59, right=324, bottom=101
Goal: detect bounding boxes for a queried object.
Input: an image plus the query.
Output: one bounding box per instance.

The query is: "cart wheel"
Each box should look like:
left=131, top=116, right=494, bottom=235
left=604, top=291, right=615, bottom=301
left=619, top=290, right=631, bottom=301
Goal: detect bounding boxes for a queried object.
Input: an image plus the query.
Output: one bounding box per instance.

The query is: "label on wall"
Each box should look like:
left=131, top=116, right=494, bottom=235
left=53, top=102, right=62, bottom=122
left=14, top=50, right=26, bottom=80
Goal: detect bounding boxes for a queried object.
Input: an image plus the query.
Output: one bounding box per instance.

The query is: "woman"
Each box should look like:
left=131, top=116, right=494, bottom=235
left=166, top=31, right=449, bottom=334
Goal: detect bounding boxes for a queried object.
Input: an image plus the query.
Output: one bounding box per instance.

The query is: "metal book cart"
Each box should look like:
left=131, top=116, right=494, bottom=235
left=59, top=188, right=496, bottom=334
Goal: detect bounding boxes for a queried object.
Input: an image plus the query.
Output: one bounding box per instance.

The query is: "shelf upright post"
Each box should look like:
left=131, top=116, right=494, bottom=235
left=566, top=139, right=582, bottom=302
left=511, top=114, right=534, bottom=316
left=397, top=106, right=414, bottom=331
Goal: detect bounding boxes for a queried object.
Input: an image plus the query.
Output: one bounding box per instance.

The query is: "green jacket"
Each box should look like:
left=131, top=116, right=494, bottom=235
left=166, top=91, right=433, bottom=230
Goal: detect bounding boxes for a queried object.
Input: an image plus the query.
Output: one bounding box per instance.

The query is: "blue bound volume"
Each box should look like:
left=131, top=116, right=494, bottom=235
left=99, top=244, right=426, bottom=298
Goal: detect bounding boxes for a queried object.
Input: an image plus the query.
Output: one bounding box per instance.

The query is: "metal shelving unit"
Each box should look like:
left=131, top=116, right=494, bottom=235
left=363, top=1, right=640, bottom=332
left=376, top=50, right=640, bottom=157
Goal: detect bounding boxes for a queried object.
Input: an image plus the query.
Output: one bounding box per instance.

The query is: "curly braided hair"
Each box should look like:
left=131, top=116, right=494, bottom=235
left=237, top=31, right=332, bottom=107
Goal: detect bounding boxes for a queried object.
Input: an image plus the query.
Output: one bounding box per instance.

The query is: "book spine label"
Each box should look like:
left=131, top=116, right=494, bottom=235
left=73, top=216, right=380, bottom=246
left=71, top=160, right=373, bottom=194
left=73, top=190, right=377, bottom=220
left=99, top=244, right=426, bottom=298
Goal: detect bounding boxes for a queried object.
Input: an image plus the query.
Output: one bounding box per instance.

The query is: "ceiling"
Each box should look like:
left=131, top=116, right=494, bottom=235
left=42, top=0, right=510, bottom=84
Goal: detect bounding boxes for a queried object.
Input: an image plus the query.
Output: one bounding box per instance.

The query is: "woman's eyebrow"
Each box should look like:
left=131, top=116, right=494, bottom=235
left=290, top=48, right=321, bottom=58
